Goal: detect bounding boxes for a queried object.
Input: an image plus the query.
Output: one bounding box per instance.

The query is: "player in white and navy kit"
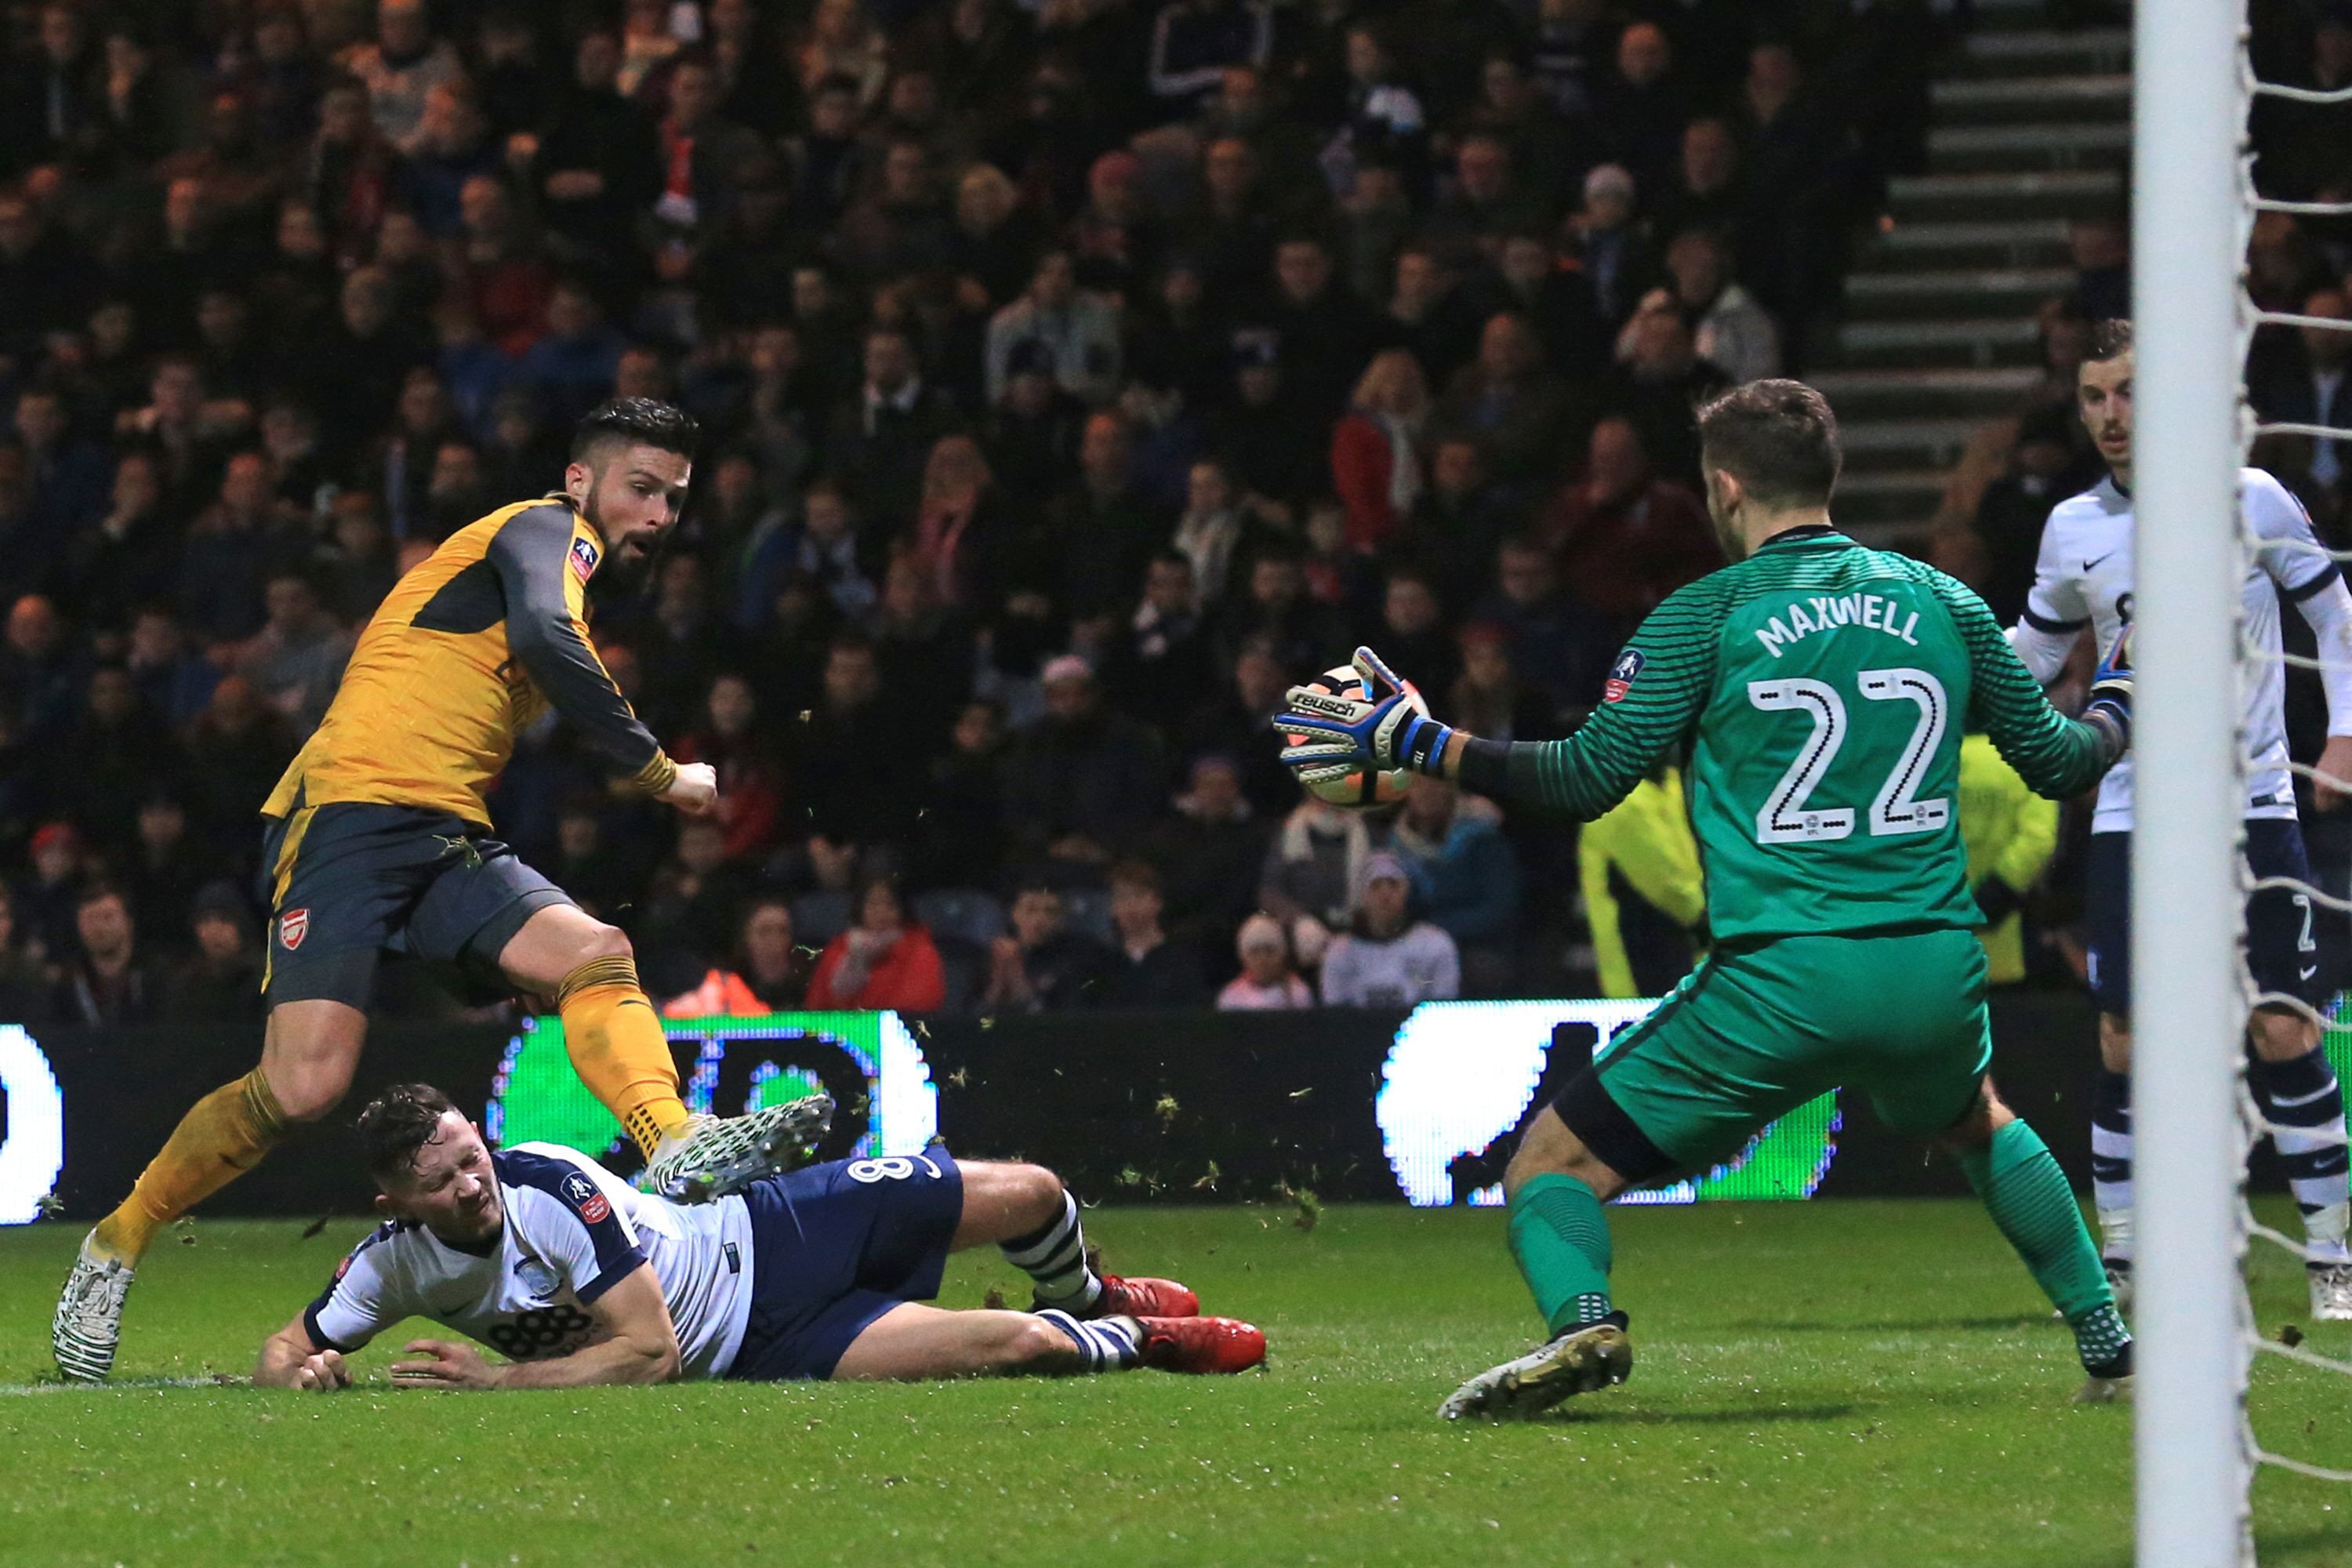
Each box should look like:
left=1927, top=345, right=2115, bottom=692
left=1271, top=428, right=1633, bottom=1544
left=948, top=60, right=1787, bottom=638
left=2011, top=320, right=2352, bottom=1318
left=253, top=1084, right=1265, bottom=1390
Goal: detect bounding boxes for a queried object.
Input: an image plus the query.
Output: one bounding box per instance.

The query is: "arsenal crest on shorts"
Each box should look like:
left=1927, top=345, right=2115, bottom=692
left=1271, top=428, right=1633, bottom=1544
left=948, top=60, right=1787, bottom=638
left=278, top=908, right=309, bottom=949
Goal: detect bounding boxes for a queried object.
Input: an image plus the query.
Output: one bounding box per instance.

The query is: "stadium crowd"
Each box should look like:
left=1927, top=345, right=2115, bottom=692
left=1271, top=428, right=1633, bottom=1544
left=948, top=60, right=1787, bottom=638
left=0, top=0, right=2330, bottom=1025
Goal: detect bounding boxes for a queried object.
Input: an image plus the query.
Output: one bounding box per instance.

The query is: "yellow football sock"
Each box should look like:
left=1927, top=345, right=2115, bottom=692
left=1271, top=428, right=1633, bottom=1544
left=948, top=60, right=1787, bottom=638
left=90, top=1069, right=287, bottom=1265
left=557, top=954, right=690, bottom=1156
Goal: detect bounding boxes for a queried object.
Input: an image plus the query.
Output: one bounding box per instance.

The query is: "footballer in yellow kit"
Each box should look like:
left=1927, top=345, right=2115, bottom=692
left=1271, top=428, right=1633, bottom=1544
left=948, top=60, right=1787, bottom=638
left=53, top=399, right=831, bottom=1384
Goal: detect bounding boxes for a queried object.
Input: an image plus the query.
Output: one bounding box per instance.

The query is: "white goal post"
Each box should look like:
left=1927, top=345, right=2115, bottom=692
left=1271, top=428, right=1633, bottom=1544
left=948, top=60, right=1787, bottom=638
left=2132, top=0, right=2254, bottom=1563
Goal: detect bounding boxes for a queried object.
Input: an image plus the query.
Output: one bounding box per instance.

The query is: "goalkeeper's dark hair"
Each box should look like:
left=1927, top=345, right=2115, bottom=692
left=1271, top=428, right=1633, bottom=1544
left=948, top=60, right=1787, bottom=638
left=570, top=397, right=699, bottom=466
left=355, top=1082, right=463, bottom=1185
left=2085, top=318, right=2133, bottom=364
left=1696, top=378, right=1842, bottom=510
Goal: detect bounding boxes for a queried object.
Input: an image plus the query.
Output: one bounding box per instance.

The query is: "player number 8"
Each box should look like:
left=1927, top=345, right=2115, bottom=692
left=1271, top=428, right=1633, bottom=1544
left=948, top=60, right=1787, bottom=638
left=846, top=1155, right=945, bottom=1184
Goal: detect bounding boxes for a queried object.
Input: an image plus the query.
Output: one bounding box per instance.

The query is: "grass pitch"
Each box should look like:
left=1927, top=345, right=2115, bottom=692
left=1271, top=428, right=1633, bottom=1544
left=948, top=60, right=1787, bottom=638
left=3, top=1199, right=2350, bottom=1568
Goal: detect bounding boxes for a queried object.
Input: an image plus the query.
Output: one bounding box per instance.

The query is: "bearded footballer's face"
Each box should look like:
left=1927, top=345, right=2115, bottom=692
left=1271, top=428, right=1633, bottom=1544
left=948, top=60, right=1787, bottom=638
left=2077, top=349, right=2133, bottom=487
left=566, top=441, right=691, bottom=574
left=375, top=1110, right=504, bottom=1246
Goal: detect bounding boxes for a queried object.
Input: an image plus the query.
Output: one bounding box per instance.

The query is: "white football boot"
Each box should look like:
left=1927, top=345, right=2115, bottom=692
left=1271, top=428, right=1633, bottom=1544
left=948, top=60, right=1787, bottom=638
left=53, top=1235, right=136, bottom=1383
left=640, top=1094, right=833, bottom=1203
left=1439, top=1317, right=1633, bottom=1420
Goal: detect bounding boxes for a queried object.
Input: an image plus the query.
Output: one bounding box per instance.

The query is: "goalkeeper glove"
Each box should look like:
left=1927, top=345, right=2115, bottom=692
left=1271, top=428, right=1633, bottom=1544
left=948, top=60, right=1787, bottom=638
left=2084, top=621, right=2132, bottom=755
left=1277, top=646, right=1457, bottom=777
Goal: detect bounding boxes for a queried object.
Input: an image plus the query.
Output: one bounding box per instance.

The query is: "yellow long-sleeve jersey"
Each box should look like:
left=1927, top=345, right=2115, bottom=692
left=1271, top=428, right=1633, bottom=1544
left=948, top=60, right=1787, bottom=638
left=262, top=498, right=677, bottom=827
left=1957, top=732, right=2058, bottom=984
left=1578, top=767, right=1708, bottom=1000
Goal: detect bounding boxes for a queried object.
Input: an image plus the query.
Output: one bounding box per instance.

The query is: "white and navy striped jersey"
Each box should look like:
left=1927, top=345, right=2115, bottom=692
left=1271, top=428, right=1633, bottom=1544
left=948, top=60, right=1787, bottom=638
left=304, top=1143, right=756, bottom=1379
left=2013, top=468, right=2352, bottom=834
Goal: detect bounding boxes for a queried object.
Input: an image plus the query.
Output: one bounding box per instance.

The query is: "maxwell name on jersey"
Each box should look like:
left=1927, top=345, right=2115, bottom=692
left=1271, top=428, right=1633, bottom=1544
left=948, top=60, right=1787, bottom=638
left=1753, top=591, right=1923, bottom=659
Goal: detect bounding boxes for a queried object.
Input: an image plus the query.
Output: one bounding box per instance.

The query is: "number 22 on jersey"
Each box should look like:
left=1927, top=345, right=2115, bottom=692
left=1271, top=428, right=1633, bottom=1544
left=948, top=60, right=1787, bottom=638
left=1748, top=668, right=1950, bottom=845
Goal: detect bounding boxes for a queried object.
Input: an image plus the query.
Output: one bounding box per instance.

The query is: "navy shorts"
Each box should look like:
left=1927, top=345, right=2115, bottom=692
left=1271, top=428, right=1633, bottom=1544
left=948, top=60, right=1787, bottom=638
left=260, top=800, right=572, bottom=1009
left=728, top=1149, right=964, bottom=1382
left=2085, top=819, right=2333, bottom=1017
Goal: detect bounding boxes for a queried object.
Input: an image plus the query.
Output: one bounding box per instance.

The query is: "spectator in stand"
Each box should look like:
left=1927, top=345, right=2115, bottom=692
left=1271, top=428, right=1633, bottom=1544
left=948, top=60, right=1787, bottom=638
left=53, top=664, right=177, bottom=863
left=1171, top=455, right=1255, bottom=605
left=1319, top=851, right=1461, bottom=1007
left=1626, top=228, right=1780, bottom=387
left=793, top=633, right=913, bottom=856
left=2252, top=285, right=2352, bottom=510
left=1330, top=348, right=1429, bottom=552
left=913, top=699, right=1009, bottom=890
left=549, top=793, right=651, bottom=924
left=1464, top=51, right=1591, bottom=218
left=1533, top=0, right=1617, bottom=122
left=1096, top=859, right=1211, bottom=1007
left=1218, top=911, right=1313, bottom=1010
left=907, top=434, right=1017, bottom=619
left=54, top=880, right=158, bottom=1026
left=1380, top=243, right=1482, bottom=388
left=985, top=249, right=1122, bottom=409
left=1428, top=135, right=1548, bottom=250
left=1438, top=311, right=1590, bottom=496
left=828, top=325, right=961, bottom=529
left=808, top=874, right=949, bottom=1011
left=169, top=880, right=266, bottom=1023
left=2251, top=7, right=2352, bottom=201
left=15, top=387, right=106, bottom=536
left=1, top=594, right=83, bottom=744
left=1149, top=0, right=1275, bottom=114
left=1376, top=565, right=1461, bottom=706
left=1213, top=327, right=1331, bottom=510
left=1149, top=753, right=1272, bottom=956
left=1107, top=551, right=1215, bottom=728
left=124, top=606, right=219, bottom=732
left=671, top=672, right=785, bottom=863
left=1216, top=546, right=1346, bottom=677
left=1592, top=20, right=1686, bottom=194
left=663, top=897, right=814, bottom=1017
left=1548, top=416, right=1719, bottom=630
left=1389, top=775, right=1520, bottom=987
left=1961, top=403, right=2099, bottom=628
left=634, top=817, right=754, bottom=994
left=535, top=31, right=661, bottom=268
left=61, top=451, right=176, bottom=636
left=1260, top=232, right=1383, bottom=424
left=1185, top=636, right=1302, bottom=818
left=341, top=0, right=464, bottom=155
left=1472, top=535, right=1613, bottom=716
left=2068, top=215, right=2131, bottom=325
left=982, top=880, right=1111, bottom=1011
left=1449, top=623, right=1566, bottom=742
left=1650, top=118, right=1756, bottom=278
left=238, top=570, right=354, bottom=736
left=123, top=793, right=216, bottom=955
left=998, top=655, right=1165, bottom=869
left=1258, top=784, right=1370, bottom=953
left=0, top=886, right=52, bottom=1023
left=518, top=280, right=628, bottom=428
left=1603, top=306, right=1730, bottom=489
left=1490, top=230, right=1610, bottom=380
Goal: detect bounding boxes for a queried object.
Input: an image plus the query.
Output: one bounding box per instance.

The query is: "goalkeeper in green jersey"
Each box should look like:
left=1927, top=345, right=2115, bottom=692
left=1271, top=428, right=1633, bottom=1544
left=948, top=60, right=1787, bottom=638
left=1278, top=381, right=2137, bottom=1417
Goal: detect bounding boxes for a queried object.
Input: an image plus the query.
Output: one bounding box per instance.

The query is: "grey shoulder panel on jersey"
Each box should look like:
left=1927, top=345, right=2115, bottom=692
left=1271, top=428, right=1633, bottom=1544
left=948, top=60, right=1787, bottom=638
left=483, top=503, right=662, bottom=776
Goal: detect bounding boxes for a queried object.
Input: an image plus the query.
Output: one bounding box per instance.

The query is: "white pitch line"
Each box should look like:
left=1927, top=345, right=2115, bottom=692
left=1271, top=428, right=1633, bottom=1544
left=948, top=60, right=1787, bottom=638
left=0, top=1376, right=229, bottom=1396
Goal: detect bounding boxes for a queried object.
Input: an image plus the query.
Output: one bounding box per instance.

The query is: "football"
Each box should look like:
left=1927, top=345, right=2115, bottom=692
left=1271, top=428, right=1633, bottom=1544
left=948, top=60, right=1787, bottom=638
left=1287, top=663, right=1429, bottom=808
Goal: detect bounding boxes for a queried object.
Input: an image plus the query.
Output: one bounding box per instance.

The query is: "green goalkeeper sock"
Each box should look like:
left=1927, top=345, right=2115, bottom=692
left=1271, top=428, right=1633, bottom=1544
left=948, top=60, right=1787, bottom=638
left=1958, top=1119, right=2124, bottom=1368
left=1508, top=1174, right=1615, bottom=1337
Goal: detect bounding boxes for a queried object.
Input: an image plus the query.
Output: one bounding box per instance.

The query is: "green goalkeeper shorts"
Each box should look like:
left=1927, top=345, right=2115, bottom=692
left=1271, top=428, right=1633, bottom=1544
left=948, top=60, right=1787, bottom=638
left=1580, top=927, right=1994, bottom=1174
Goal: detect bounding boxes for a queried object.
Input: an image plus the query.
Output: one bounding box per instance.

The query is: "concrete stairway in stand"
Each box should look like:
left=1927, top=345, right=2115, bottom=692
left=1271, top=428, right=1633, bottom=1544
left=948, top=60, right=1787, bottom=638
left=1817, top=2, right=2129, bottom=543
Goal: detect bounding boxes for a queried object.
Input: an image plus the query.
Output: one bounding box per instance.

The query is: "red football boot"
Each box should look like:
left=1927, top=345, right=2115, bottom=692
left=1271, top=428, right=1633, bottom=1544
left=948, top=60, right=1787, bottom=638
left=1095, top=1275, right=1199, bottom=1319
left=1135, top=1314, right=1265, bottom=1374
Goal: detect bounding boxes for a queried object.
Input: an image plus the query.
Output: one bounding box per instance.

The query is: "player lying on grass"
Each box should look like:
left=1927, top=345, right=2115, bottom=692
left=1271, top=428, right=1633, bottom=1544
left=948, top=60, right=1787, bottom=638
left=60, top=398, right=815, bottom=1385
left=1279, top=380, right=2136, bottom=1417
left=253, top=1083, right=1265, bottom=1391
